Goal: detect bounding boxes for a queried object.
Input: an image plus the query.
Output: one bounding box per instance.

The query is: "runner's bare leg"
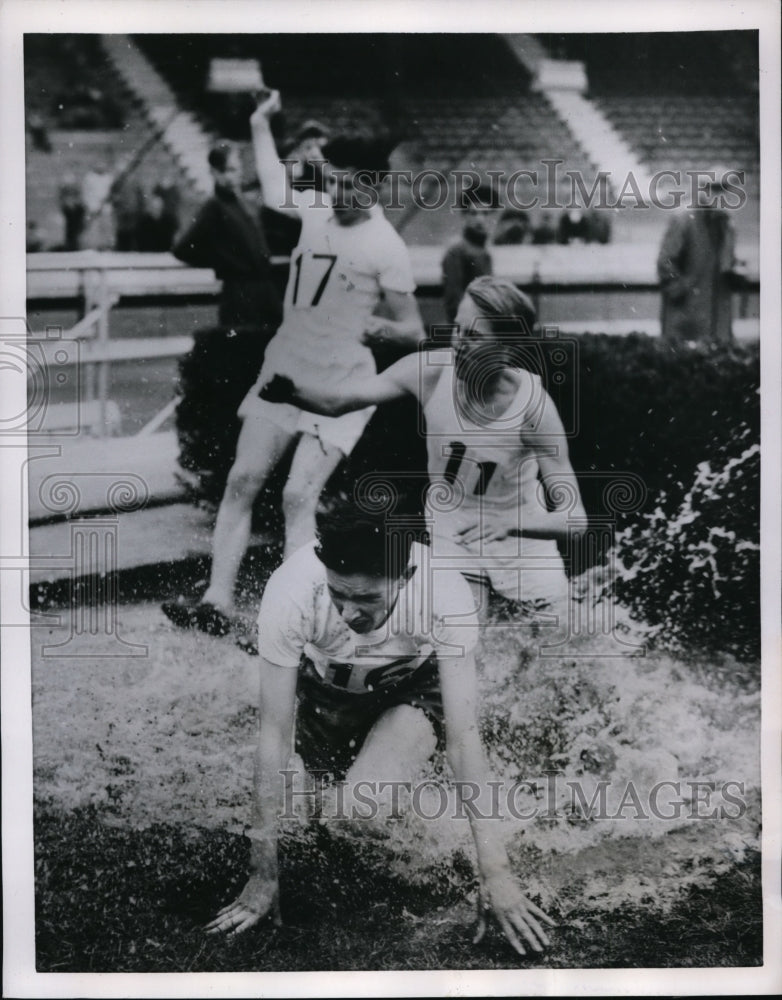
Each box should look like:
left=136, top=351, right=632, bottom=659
left=202, top=416, right=295, bottom=611
left=281, top=432, right=344, bottom=560
left=320, top=704, right=437, bottom=823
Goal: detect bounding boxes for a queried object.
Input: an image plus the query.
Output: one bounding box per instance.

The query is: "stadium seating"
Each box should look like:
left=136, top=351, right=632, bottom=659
left=24, top=36, right=200, bottom=251
left=26, top=32, right=760, bottom=251
left=596, top=95, right=758, bottom=180
left=134, top=34, right=597, bottom=246
left=533, top=32, right=760, bottom=224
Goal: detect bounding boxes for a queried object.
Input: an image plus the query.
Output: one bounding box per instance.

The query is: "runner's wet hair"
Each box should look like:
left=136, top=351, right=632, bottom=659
left=465, top=276, right=536, bottom=338
left=458, top=276, right=541, bottom=379
left=314, top=491, right=413, bottom=579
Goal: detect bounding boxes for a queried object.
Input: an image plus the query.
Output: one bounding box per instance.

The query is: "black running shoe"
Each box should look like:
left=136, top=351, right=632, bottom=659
left=161, top=600, right=234, bottom=637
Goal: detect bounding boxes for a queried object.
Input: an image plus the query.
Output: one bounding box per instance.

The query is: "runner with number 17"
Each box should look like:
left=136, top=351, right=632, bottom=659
left=163, top=87, right=424, bottom=636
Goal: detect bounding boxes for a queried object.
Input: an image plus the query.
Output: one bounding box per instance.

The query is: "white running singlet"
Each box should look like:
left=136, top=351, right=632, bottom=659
left=256, top=542, right=478, bottom=696
left=423, top=349, right=569, bottom=606
left=259, top=192, right=415, bottom=392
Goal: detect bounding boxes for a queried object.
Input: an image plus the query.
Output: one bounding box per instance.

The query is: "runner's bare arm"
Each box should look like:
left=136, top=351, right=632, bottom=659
left=205, top=656, right=297, bottom=935
left=261, top=350, right=434, bottom=415
left=249, top=90, right=301, bottom=219
left=521, top=387, right=586, bottom=541
left=438, top=651, right=557, bottom=955
left=362, top=290, right=425, bottom=349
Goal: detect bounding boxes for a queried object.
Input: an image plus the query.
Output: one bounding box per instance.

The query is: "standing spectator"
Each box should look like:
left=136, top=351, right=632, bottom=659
left=657, top=170, right=743, bottom=345
left=26, top=220, right=44, bottom=253
left=81, top=156, right=115, bottom=250
left=110, top=170, right=145, bottom=251
left=58, top=174, right=86, bottom=251
left=586, top=208, right=612, bottom=245
left=557, top=208, right=612, bottom=245
left=556, top=207, right=591, bottom=244
left=492, top=207, right=530, bottom=246
left=529, top=209, right=557, bottom=246
left=27, top=111, right=52, bottom=153
left=154, top=174, right=182, bottom=237
left=173, top=140, right=281, bottom=330
left=136, top=184, right=178, bottom=252
left=441, top=184, right=496, bottom=322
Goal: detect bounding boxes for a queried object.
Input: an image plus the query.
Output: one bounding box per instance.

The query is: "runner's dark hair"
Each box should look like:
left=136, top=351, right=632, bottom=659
left=322, top=131, right=395, bottom=180
left=314, top=491, right=413, bottom=578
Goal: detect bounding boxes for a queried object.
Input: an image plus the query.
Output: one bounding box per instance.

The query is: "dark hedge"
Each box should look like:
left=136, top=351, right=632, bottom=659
left=545, top=333, right=760, bottom=524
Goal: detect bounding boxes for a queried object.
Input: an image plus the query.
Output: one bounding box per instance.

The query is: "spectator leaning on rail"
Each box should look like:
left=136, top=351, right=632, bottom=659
left=441, top=183, right=498, bottom=323
left=657, top=167, right=746, bottom=345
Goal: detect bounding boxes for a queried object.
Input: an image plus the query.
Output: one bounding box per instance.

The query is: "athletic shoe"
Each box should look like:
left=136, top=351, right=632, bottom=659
left=161, top=599, right=234, bottom=637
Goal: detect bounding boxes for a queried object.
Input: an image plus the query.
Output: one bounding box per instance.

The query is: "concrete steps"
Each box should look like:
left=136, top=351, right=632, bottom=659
left=544, top=89, right=653, bottom=198
left=101, top=35, right=214, bottom=198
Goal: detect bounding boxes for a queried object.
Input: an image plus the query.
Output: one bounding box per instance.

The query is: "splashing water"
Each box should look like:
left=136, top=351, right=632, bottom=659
left=32, top=600, right=760, bottom=914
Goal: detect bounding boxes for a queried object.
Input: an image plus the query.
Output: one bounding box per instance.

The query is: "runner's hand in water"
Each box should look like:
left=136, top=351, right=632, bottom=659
left=205, top=874, right=282, bottom=937
left=473, top=872, right=556, bottom=955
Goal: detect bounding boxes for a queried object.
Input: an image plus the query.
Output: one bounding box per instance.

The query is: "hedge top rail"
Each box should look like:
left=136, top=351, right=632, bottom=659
left=25, top=244, right=761, bottom=300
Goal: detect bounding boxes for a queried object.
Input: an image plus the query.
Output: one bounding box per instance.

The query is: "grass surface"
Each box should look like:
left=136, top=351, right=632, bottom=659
left=35, top=803, right=762, bottom=972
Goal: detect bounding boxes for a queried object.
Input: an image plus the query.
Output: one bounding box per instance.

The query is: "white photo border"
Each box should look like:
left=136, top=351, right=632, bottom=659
left=2, top=1, right=780, bottom=996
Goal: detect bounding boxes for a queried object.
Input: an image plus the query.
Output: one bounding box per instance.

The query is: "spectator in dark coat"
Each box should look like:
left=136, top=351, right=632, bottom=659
left=136, top=186, right=179, bottom=252
left=27, top=111, right=52, bottom=153
left=174, top=140, right=282, bottom=331
left=111, top=173, right=145, bottom=251
left=556, top=208, right=612, bottom=245
left=58, top=174, right=86, bottom=251
left=492, top=207, right=530, bottom=246
left=657, top=171, right=743, bottom=345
